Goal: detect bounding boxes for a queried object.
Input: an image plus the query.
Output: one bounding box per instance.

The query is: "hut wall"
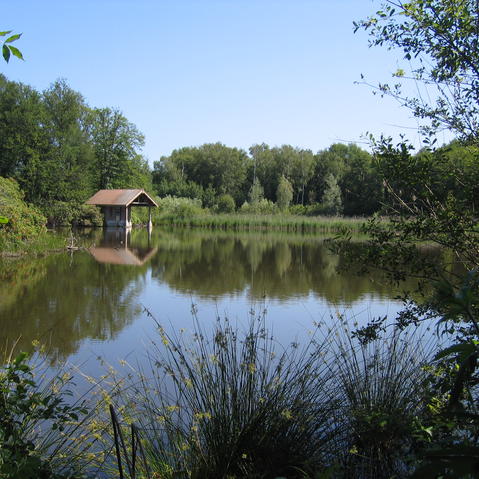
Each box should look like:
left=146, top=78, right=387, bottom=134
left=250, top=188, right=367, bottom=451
left=103, top=206, right=132, bottom=228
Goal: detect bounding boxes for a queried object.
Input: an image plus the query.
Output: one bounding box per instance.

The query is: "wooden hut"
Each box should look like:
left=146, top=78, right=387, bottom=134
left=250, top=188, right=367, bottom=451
left=85, top=189, right=158, bottom=228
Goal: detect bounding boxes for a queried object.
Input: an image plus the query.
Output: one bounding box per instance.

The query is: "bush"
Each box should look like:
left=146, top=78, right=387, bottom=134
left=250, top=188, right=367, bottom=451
left=41, top=202, right=103, bottom=227
left=215, top=194, right=236, bottom=213
left=157, top=196, right=205, bottom=219
left=0, top=177, right=46, bottom=248
left=0, top=350, right=95, bottom=479
left=331, top=325, right=435, bottom=478
left=239, top=199, right=277, bottom=215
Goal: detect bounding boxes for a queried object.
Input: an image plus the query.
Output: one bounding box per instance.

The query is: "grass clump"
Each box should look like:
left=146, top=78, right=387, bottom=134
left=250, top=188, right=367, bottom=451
left=331, top=324, right=434, bottom=478
left=104, top=311, right=437, bottom=479
left=109, top=312, right=340, bottom=479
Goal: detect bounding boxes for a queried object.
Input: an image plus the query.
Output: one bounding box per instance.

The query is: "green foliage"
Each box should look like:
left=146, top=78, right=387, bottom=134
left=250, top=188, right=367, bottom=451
left=356, top=0, right=479, bottom=140
left=0, top=177, right=46, bottom=249
left=0, top=351, right=91, bottom=479
left=321, top=173, right=343, bottom=216
left=215, top=193, right=236, bottom=213
left=154, top=143, right=249, bottom=206
left=89, top=107, right=146, bottom=190
left=248, top=176, right=265, bottom=205
left=276, top=175, right=293, bottom=211
left=240, top=198, right=277, bottom=215
left=41, top=202, right=103, bottom=227
left=1, top=30, right=23, bottom=63
left=157, top=196, right=205, bottom=219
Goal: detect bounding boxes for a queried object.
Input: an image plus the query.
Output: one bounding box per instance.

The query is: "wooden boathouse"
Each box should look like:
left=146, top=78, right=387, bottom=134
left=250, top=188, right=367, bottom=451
left=85, top=189, right=158, bottom=228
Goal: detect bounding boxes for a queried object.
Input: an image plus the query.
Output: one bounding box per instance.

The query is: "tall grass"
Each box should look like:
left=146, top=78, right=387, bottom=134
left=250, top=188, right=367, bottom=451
left=156, top=213, right=366, bottom=234
left=330, top=322, right=435, bottom=478
left=104, top=312, right=437, bottom=479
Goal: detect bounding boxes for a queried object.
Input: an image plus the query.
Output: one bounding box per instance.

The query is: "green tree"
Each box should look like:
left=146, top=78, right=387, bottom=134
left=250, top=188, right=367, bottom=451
left=89, top=107, right=145, bottom=189
left=41, top=79, right=94, bottom=204
left=353, top=1, right=479, bottom=475
left=249, top=177, right=264, bottom=205
left=321, top=173, right=343, bottom=216
left=356, top=0, right=479, bottom=141
left=276, top=175, right=293, bottom=211
left=156, top=143, right=249, bottom=205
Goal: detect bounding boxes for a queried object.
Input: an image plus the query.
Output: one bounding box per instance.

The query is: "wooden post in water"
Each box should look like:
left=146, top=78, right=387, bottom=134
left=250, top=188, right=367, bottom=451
left=148, top=205, right=152, bottom=230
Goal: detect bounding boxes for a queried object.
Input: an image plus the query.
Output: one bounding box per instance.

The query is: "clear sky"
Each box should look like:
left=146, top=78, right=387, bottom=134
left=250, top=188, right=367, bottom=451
left=2, top=0, right=428, bottom=165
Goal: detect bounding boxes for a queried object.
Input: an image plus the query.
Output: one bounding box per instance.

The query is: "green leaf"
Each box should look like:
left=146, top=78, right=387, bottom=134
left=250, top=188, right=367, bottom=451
left=0, top=216, right=8, bottom=224
left=2, top=44, right=10, bottom=62
left=5, top=33, right=21, bottom=44
left=435, top=342, right=477, bottom=361
left=0, top=30, right=12, bottom=37
left=8, top=46, right=23, bottom=61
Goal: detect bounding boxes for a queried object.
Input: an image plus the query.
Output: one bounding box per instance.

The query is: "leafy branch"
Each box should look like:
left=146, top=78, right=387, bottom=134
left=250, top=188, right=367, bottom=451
left=1, top=30, right=23, bottom=63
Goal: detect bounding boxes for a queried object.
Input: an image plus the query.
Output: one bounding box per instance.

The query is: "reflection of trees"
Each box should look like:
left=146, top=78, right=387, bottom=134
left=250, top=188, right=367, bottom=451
left=0, top=251, right=147, bottom=362
left=149, top=231, right=428, bottom=304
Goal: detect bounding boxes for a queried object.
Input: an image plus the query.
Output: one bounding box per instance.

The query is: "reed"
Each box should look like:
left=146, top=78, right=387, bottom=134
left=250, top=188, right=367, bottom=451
left=156, top=213, right=366, bottom=234
left=104, top=312, right=437, bottom=479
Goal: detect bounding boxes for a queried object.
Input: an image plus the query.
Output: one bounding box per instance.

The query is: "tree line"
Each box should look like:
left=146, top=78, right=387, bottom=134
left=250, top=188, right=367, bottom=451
left=153, top=139, right=479, bottom=216
left=2, top=73, right=479, bottom=225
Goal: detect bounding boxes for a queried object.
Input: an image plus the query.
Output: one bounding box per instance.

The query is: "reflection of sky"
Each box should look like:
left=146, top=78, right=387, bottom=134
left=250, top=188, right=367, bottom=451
left=67, top=265, right=407, bottom=390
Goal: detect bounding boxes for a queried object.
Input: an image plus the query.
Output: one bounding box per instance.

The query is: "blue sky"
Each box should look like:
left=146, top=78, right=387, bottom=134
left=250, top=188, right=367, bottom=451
left=3, top=1, right=428, bottom=164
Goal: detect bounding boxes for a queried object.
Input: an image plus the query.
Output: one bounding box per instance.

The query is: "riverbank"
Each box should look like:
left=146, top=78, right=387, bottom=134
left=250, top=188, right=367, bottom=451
left=0, top=230, right=71, bottom=257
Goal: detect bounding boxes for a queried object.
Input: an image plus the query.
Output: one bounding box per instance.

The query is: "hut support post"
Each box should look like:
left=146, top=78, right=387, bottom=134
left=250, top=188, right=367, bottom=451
left=148, top=206, right=152, bottom=230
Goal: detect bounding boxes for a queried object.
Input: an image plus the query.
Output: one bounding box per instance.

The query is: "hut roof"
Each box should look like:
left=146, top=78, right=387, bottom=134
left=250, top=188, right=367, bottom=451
left=85, top=189, right=158, bottom=207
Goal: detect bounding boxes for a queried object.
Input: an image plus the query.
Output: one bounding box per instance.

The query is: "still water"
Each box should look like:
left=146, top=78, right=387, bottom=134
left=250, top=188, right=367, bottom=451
left=0, top=228, right=421, bottom=376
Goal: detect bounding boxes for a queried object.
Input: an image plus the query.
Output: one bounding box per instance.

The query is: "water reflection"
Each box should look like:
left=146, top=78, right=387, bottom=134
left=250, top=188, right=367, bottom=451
left=0, top=228, right=439, bottom=363
left=89, top=228, right=157, bottom=266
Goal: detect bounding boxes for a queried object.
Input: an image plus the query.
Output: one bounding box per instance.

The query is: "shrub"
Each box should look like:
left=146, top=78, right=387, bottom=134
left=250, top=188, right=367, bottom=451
left=239, top=199, right=277, bottom=215
left=331, top=325, right=435, bottom=478
left=157, top=196, right=205, bottom=219
left=0, top=177, right=46, bottom=248
left=0, top=350, right=96, bottom=479
left=41, top=202, right=103, bottom=227
left=215, top=194, right=236, bottom=213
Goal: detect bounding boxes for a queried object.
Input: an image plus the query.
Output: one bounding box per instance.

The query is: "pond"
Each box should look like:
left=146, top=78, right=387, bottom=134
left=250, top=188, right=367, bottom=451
left=0, top=227, right=426, bottom=378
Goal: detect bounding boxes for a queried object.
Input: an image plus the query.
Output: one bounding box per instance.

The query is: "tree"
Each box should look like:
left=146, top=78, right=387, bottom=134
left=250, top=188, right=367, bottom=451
left=321, top=173, right=342, bottom=216
left=157, top=143, right=249, bottom=205
left=41, top=79, right=94, bottom=204
left=249, top=177, right=264, bottom=205
left=352, top=1, right=479, bottom=475
left=276, top=175, right=293, bottom=211
left=89, top=107, right=145, bottom=189
left=356, top=0, right=479, bottom=141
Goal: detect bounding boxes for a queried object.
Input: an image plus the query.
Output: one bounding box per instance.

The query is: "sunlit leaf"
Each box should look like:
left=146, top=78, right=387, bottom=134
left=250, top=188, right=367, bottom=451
left=5, top=33, right=21, bottom=44
left=9, top=45, right=23, bottom=60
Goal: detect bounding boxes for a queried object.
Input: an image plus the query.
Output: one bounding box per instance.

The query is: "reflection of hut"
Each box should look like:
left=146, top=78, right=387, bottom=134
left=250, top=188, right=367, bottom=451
left=85, top=189, right=157, bottom=228
left=89, top=228, right=157, bottom=266
left=89, top=246, right=157, bottom=266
